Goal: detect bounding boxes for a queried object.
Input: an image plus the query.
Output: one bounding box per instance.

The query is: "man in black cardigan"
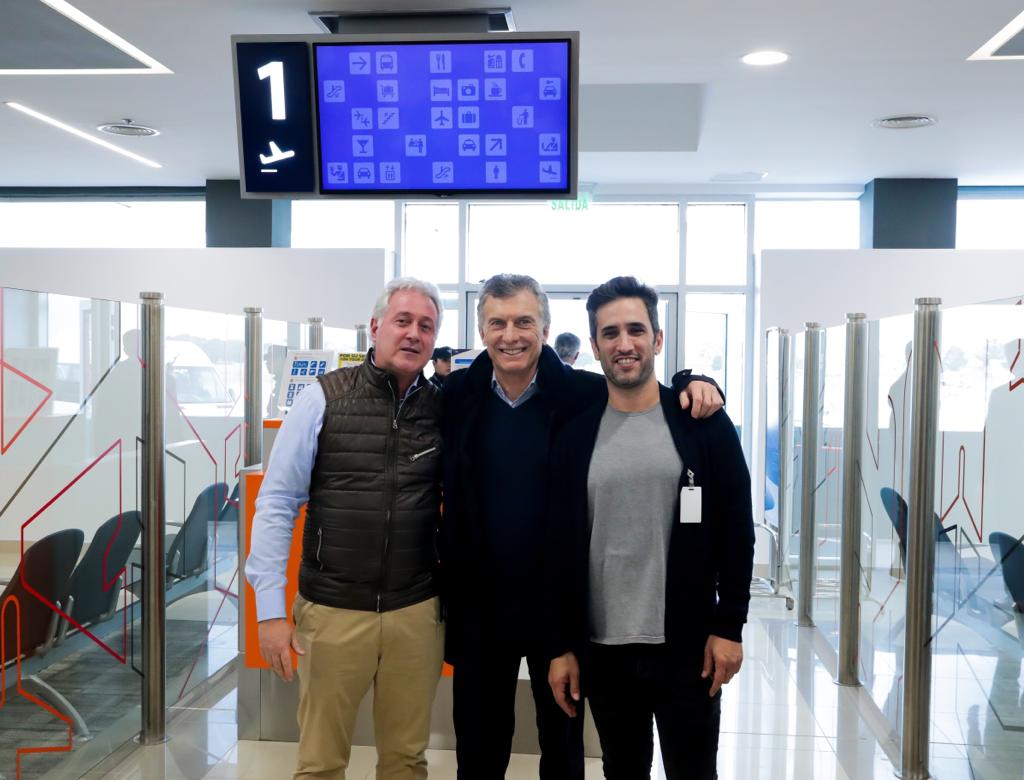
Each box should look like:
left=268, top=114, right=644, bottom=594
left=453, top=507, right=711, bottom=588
left=543, top=277, right=754, bottom=780
left=440, top=273, right=723, bottom=779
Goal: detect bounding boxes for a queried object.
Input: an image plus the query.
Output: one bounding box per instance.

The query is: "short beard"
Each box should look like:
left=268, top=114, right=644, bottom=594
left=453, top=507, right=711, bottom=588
left=604, top=358, right=655, bottom=389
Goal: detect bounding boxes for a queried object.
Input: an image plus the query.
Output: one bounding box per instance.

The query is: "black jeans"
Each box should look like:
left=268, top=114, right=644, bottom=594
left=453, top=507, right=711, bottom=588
left=453, top=643, right=585, bottom=779
left=587, top=642, right=721, bottom=780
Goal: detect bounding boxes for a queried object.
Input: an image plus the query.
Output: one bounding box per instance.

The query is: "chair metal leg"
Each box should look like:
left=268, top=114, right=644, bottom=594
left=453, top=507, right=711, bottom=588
left=23, top=674, right=92, bottom=741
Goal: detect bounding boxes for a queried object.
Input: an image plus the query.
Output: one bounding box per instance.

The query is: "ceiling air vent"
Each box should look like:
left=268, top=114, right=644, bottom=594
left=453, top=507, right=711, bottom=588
left=97, top=119, right=159, bottom=137
left=872, top=115, right=936, bottom=130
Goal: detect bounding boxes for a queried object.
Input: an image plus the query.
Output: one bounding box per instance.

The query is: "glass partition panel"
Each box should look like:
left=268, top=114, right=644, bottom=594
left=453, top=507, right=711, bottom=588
left=162, top=306, right=244, bottom=703
left=927, top=296, right=1024, bottom=773
left=323, top=325, right=358, bottom=355
left=1, top=287, right=142, bottom=777
left=263, top=317, right=291, bottom=419
left=858, top=311, right=915, bottom=742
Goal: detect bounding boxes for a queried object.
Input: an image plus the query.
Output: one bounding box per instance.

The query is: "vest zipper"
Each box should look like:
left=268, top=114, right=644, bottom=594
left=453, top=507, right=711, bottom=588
left=378, top=381, right=423, bottom=612
left=409, top=446, right=437, bottom=462
left=316, top=527, right=324, bottom=570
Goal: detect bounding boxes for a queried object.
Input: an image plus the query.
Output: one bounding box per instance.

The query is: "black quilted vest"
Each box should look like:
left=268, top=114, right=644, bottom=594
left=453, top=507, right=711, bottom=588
left=298, top=354, right=443, bottom=612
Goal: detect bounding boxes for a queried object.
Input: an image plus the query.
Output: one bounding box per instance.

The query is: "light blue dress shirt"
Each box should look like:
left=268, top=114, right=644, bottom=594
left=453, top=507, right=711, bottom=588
left=245, top=371, right=419, bottom=622
left=490, top=370, right=540, bottom=408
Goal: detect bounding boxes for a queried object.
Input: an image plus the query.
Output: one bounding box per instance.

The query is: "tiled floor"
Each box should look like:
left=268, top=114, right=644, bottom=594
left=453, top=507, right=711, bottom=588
left=69, top=599, right=907, bottom=779
left=55, top=592, right=1024, bottom=779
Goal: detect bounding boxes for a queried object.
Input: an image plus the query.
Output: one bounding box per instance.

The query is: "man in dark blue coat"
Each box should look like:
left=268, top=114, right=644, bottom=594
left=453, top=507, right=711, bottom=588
left=440, top=273, right=723, bottom=779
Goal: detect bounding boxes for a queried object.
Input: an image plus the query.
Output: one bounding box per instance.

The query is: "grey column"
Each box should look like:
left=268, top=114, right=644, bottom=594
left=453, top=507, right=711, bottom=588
left=140, top=291, right=166, bottom=744
left=205, top=179, right=291, bottom=248
left=797, top=323, right=825, bottom=627
left=859, top=178, right=957, bottom=249
left=308, top=317, right=324, bottom=350
left=901, top=298, right=942, bottom=780
left=244, top=307, right=263, bottom=467
left=356, top=324, right=369, bottom=352
left=838, top=313, right=868, bottom=686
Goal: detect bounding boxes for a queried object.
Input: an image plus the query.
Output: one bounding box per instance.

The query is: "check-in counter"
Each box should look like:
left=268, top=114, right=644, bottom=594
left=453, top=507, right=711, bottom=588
left=238, top=420, right=600, bottom=754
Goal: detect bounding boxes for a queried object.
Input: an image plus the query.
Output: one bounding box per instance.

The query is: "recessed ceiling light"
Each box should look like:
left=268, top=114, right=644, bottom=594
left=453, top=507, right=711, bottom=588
left=5, top=102, right=162, bottom=168
left=97, top=119, right=160, bottom=137
left=0, top=0, right=172, bottom=75
left=873, top=115, right=937, bottom=130
left=741, top=50, right=789, bottom=66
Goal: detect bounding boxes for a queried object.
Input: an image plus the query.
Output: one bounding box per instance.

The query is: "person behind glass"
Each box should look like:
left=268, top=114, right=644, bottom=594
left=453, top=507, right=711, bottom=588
left=246, top=277, right=445, bottom=780
left=554, top=332, right=581, bottom=366
left=544, top=276, right=754, bottom=780
left=430, top=345, right=453, bottom=389
left=439, top=273, right=724, bottom=780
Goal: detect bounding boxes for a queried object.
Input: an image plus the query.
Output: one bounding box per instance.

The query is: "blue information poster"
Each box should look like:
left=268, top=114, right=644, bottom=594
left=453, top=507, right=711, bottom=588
left=313, top=39, right=572, bottom=194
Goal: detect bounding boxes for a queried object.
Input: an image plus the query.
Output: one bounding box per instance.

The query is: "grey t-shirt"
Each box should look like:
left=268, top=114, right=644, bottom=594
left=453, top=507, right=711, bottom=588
left=587, top=403, right=682, bottom=645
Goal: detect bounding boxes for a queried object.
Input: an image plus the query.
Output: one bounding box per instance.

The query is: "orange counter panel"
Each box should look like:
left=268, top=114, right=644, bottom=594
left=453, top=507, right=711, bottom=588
left=243, top=471, right=305, bottom=670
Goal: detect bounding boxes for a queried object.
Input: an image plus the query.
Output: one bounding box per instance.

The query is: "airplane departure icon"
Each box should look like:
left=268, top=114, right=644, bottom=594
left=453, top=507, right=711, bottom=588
left=259, top=141, right=295, bottom=165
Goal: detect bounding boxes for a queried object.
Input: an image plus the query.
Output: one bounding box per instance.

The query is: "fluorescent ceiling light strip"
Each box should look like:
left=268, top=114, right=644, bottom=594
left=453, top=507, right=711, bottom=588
left=0, top=0, right=173, bottom=75
left=968, top=9, right=1024, bottom=60
left=5, top=102, right=162, bottom=169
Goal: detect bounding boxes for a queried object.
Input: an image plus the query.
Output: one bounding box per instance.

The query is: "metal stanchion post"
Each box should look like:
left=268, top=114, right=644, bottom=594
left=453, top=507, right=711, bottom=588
left=797, top=323, right=824, bottom=627
left=140, top=292, right=166, bottom=744
left=838, top=313, right=868, bottom=686
left=900, top=298, right=942, bottom=780
left=308, top=317, right=324, bottom=350
left=245, top=307, right=263, bottom=467
left=777, top=329, right=794, bottom=605
left=356, top=323, right=369, bottom=353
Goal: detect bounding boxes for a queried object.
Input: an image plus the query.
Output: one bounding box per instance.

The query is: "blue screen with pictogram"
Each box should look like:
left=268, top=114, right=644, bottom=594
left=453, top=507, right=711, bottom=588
left=313, top=39, right=572, bottom=194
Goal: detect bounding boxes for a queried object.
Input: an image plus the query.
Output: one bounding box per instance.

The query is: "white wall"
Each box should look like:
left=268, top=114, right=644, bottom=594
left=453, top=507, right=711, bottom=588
left=0, top=247, right=387, bottom=325
left=761, top=249, right=1024, bottom=333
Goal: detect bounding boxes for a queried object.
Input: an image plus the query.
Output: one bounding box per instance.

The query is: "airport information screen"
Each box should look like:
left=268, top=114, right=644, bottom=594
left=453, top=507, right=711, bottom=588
left=313, top=39, right=572, bottom=195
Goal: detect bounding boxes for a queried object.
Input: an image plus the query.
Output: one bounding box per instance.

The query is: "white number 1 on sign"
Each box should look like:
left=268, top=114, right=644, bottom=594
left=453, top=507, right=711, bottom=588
left=257, top=61, right=286, bottom=120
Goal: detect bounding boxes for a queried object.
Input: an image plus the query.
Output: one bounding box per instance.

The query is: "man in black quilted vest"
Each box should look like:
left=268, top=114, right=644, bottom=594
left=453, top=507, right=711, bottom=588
left=247, top=277, right=445, bottom=780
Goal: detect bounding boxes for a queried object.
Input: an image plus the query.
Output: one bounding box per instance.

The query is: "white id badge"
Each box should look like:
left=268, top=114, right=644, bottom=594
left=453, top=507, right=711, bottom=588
left=680, top=486, right=702, bottom=524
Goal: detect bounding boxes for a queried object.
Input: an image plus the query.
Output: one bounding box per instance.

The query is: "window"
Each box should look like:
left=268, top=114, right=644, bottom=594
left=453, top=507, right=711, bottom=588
left=0, top=201, right=205, bottom=248
left=686, top=293, right=746, bottom=426
left=956, top=198, right=1024, bottom=249
left=291, top=201, right=395, bottom=251
left=685, top=204, right=747, bottom=285
left=403, top=204, right=459, bottom=283
left=754, top=200, right=861, bottom=252
left=467, top=203, right=680, bottom=285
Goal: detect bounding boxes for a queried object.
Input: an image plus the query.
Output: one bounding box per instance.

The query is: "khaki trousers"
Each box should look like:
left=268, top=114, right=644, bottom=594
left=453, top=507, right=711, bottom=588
left=292, top=595, right=445, bottom=780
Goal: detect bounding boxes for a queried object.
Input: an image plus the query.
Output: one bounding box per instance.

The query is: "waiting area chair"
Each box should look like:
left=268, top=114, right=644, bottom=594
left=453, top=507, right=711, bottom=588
left=167, top=482, right=228, bottom=580
left=989, top=532, right=1024, bottom=612
left=0, top=528, right=90, bottom=738
left=60, top=511, right=142, bottom=641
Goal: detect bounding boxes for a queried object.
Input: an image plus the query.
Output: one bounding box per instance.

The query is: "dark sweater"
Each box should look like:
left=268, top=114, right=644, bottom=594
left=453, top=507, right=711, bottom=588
left=478, top=391, right=549, bottom=619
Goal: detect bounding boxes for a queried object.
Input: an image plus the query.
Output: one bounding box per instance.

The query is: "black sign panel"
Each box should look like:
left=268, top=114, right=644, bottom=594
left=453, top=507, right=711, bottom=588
left=235, top=41, right=315, bottom=194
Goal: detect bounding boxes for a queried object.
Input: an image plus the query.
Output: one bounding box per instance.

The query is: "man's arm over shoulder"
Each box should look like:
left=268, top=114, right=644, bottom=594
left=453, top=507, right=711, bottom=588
left=705, top=409, right=755, bottom=642
left=672, top=370, right=725, bottom=418
left=246, top=383, right=324, bottom=622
